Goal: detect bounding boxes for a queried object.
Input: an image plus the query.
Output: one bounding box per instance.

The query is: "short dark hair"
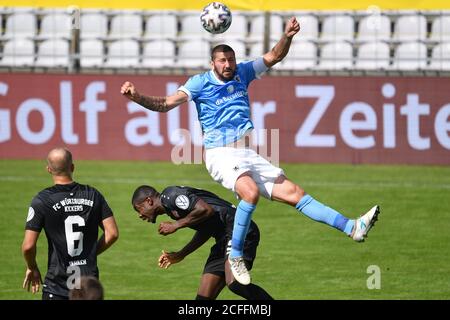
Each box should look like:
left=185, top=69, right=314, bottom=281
left=69, top=276, right=104, bottom=300
left=131, top=185, right=159, bottom=207
left=211, top=44, right=235, bottom=60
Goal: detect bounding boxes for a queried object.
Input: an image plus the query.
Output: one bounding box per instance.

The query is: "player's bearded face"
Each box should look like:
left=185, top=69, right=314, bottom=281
left=212, top=51, right=236, bottom=81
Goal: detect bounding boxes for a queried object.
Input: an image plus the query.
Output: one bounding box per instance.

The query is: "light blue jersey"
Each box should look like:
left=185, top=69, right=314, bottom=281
left=179, top=58, right=267, bottom=148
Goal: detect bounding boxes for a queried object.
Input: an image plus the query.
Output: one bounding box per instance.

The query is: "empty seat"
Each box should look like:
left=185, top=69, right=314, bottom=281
left=428, top=42, right=450, bottom=70
left=141, top=40, right=176, bottom=68
left=104, top=39, right=140, bottom=68
left=295, top=14, right=319, bottom=41
left=0, top=38, right=35, bottom=66
left=143, top=14, right=178, bottom=40
left=320, top=15, right=355, bottom=42
left=355, top=42, right=390, bottom=70
left=248, top=41, right=276, bottom=59
left=179, top=14, right=211, bottom=40
left=225, top=40, right=247, bottom=61
left=391, top=41, right=427, bottom=70
left=176, top=39, right=210, bottom=68
left=80, top=13, right=108, bottom=39
left=318, top=41, right=353, bottom=70
left=393, top=14, right=427, bottom=42
left=109, top=13, right=143, bottom=39
left=80, top=39, right=104, bottom=68
left=2, top=12, right=37, bottom=39
left=276, top=40, right=317, bottom=70
left=38, top=13, right=72, bottom=39
left=35, top=39, right=69, bottom=67
left=211, top=13, right=247, bottom=41
left=429, top=15, right=450, bottom=42
left=357, top=15, right=391, bottom=42
left=248, top=14, right=283, bottom=41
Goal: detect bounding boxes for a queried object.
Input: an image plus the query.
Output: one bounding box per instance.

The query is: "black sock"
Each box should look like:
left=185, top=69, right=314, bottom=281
left=228, top=281, right=274, bottom=300
left=195, top=294, right=212, bottom=300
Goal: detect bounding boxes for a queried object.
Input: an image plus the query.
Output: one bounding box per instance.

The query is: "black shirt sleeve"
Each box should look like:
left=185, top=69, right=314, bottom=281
left=160, top=186, right=201, bottom=219
left=95, top=190, right=113, bottom=221
left=25, top=196, right=45, bottom=232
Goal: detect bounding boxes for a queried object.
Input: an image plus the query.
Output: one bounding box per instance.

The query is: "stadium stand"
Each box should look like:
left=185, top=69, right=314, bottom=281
left=80, top=39, right=104, bottom=68
left=320, top=14, right=355, bottom=42
left=428, top=42, right=450, bottom=70
left=355, top=41, right=391, bottom=70
left=391, top=41, right=428, bottom=70
left=103, top=39, right=140, bottom=68
left=80, top=12, right=109, bottom=39
left=0, top=38, right=35, bottom=66
left=35, top=38, right=69, bottom=67
left=143, top=13, right=178, bottom=40
left=212, top=13, right=248, bottom=42
left=141, top=39, right=176, bottom=68
left=38, top=12, right=72, bottom=39
left=317, top=41, right=354, bottom=70
left=0, top=8, right=449, bottom=74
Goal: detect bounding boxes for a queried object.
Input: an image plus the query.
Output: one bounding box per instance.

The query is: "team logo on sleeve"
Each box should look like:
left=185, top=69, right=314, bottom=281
left=175, top=195, right=190, bottom=210
left=26, top=207, right=35, bottom=222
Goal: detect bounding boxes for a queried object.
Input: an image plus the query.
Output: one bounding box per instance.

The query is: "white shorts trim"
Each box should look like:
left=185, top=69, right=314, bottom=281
left=205, top=146, right=284, bottom=199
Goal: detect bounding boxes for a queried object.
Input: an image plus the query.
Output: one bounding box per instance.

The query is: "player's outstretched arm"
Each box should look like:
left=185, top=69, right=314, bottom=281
left=263, top=16, right=300, bottom=68
left=158, top=231, right=211, bottom=269
left=158, top=198, right=214, bottom=236
left=120, top=81, right=188, bottom=113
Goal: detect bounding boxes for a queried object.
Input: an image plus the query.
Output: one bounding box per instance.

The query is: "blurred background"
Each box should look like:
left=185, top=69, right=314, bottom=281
left=0, top=1, right=449, bottom=300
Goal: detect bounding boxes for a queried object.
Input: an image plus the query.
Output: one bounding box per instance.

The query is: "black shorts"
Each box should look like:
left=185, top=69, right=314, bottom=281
left=42, top=291, right=68, bottom=300
left=203, top=220, right=260, bottom=276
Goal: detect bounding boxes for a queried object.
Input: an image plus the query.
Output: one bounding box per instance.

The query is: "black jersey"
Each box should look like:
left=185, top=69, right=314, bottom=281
left=25, top=182, right=113, bottom=297
left=160, top=186, right=258, bottom=242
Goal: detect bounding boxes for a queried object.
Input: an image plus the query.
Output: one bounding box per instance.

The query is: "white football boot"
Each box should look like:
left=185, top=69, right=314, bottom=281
left=352, top=205, right=380, bottom=242
left=228, top=256, right=251, bottom=285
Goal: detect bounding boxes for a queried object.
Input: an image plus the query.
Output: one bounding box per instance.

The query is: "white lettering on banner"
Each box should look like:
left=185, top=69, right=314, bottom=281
left=294, top=83, right=450, bottom=150
left=0, top=83, right=11, bottom=143
left=79, top=81, right=106, bottom=144
left=340, top=102, right=377, bottom=149
left=60, top=81, right=79, bottom=144
left=400, top=94, right=430, bottom=150
left=0, top=80, right=106, bottom=145
left=251, top=101, right=276, bottom=146
left=435, top=104, right=450, bottom=149
left=16, top=99, right=56, bottom=144
left=295, top=85, right=336, bottom=147
left=382, top=83, right=396, bottom=148
left=125, top=102, right=164, bottom=146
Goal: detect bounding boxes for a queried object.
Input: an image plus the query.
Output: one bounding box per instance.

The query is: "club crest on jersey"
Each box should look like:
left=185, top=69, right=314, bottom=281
left=26, top=207, right=35, bottom=222
left=175, top=195, right=190, bottom=210
left=227, top=85, right=234, bottom=94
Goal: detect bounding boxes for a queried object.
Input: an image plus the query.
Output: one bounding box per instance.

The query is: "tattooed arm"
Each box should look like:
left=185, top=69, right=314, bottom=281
left=120, top=81, right=188, bottom=112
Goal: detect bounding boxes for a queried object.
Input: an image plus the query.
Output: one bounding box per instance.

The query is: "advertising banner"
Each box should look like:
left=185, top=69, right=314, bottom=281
left=0, top=73, right=449, bottom=165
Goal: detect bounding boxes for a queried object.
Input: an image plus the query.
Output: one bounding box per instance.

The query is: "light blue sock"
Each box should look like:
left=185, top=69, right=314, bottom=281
left=230, top=200, right=256, bottom=258
left=296, top=195, right=354, bottom=235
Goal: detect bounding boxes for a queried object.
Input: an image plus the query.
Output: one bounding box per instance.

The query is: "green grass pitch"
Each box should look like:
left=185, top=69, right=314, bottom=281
left=1, top=159, right=449, bottom=299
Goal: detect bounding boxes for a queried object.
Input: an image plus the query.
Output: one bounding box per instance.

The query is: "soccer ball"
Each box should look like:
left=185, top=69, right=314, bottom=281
left=200, top=2, right=232, bottom=34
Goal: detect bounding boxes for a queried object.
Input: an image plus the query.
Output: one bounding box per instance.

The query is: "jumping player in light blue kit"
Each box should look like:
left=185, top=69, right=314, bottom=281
left=121, top=17, right=380, bottom=286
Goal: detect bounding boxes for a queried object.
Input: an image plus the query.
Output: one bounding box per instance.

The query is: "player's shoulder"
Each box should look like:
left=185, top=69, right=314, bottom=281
left=237, top=59, right=254, bottom=70
left=189, top=71, right=209, bottom=83
left=161, top=185, right=188, bottom=198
